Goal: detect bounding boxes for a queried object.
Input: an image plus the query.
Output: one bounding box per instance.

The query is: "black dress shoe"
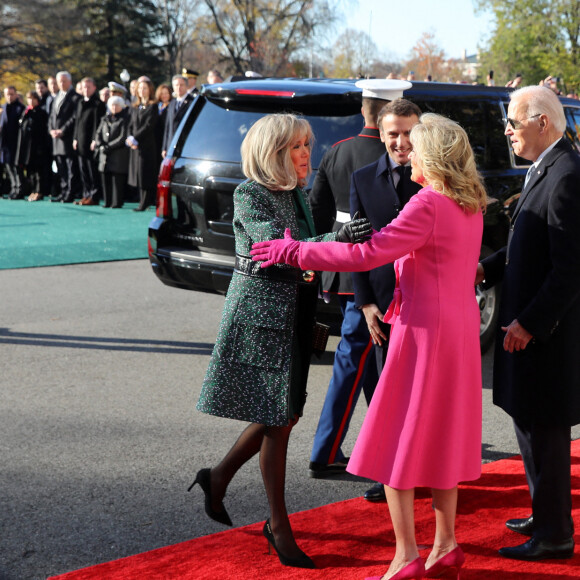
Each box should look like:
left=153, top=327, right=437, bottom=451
left=499, top=537, right=574, bottom=561
left=506, top=515, right=534, bottom=536
left=364, top=481, right=386, bottom=502
left=308, top=458, right=348, bottom=479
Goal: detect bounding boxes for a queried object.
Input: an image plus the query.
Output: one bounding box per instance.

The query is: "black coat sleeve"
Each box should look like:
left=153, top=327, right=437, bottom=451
left=309, top=153, right=336, bottom=235
left=480, top=247, right=507, bottom=288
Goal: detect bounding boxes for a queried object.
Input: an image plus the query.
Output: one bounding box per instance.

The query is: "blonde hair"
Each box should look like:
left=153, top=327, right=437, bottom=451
left=241, top=113, right=313, bottom=190
left=410, top=113, right=487, bottom=214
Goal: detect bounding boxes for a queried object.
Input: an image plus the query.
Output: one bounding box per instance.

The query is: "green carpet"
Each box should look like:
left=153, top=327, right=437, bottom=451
left=0, top=199, right=154, bottom=269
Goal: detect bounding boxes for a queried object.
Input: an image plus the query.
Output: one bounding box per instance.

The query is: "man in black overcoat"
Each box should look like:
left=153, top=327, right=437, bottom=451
left=48, top=71, right=81, bottom=202
left=478, top=85, right=580, bottom=561
left=73, top=77, right=106, bottom=205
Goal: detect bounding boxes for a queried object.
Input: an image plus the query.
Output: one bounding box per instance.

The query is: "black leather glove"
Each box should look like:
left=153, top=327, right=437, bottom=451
left=336, top=211, right=373, bottom=243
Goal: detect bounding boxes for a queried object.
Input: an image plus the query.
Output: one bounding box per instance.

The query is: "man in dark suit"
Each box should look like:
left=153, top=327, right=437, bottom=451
left=307, top=80, right=412, bottom=499
left=73, top=77, right=106, bottom=205
left=351, top=99, right=422, bottom=374
left=47, top=76, right=59, bottom=112
left=478, top=85, right=580, bottom=561
left=48, top=71, right=81, bottom=202
left=161, top=75, right=195, bottom=158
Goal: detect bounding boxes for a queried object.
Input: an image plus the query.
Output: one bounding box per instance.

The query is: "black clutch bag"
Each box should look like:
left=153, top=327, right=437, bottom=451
left=312, top=321, right=330, bottom=358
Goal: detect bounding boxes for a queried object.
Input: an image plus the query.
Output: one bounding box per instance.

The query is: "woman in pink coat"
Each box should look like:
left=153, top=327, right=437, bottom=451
left=252, top=113, right=487, bottom=580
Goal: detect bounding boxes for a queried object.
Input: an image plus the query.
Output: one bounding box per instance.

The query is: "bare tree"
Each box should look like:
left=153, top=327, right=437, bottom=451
left=198, top=0, right=337, bottom=76
left=157, top=0, right=202, bottom=78
left=329, top=28, right=377, bottom=78
left=404, top=30, right=447, bottom=81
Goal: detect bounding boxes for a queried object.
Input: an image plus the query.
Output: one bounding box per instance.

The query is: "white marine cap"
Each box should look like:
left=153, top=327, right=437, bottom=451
left=355, top=79, right=412, bottom=100
left=107, top=81, right=127, bottom=94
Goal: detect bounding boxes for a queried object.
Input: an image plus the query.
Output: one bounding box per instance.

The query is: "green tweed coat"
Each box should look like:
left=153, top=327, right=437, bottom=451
left=197, top=180, right=336, bottom=426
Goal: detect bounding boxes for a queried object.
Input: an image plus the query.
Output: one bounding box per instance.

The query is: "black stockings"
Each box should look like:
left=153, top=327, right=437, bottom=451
left=211, top=418, right=302, bottom=556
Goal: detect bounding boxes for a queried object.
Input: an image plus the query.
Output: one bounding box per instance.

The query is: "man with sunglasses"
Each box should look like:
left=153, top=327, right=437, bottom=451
left=477, top=85, right=580, bottom=561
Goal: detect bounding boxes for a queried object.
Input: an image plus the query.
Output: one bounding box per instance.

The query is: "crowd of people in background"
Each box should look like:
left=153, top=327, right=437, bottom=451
left=0, top=68, right=224, bottom=210
left=2, top=67, right=575, bottom=213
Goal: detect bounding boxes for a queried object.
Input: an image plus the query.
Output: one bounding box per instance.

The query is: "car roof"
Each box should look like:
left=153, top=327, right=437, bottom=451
left=201, top=77, right=515, bottom=102
left=201, top=77, right=580, bottom=107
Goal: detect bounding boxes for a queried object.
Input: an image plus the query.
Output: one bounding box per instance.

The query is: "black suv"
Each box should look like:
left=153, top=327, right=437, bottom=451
left=148, top=79, right=580, bottom=352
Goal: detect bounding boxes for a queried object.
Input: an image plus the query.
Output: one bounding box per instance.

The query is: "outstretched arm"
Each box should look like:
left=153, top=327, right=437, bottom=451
left=252, top=191, right=435, bottom=272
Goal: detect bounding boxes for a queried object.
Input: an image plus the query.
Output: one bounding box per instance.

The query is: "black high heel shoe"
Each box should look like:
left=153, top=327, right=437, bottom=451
left=263, top=518, right=315, bottom=569
left=188, top=468, right=232, bottom=527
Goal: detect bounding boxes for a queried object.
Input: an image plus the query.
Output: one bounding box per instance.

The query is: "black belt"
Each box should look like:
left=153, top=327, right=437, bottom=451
left=235, top=254, right=318, bottom=284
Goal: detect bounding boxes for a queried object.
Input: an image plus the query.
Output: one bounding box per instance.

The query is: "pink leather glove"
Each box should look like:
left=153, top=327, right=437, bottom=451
left=250, top=228, right=301, bottom=268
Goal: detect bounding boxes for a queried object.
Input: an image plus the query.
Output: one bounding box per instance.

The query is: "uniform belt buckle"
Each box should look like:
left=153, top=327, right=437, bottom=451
left=302, top=270, right=316, bottom=283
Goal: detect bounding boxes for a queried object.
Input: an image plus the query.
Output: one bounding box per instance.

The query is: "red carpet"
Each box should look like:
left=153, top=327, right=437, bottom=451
left=50, top=442, right=580, bottom=580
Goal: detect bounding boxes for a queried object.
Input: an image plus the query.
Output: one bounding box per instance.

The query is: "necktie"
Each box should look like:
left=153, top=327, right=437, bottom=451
left=395, top=166, right=407, bottom=203
left=55, top=92, right=65, bottom=114
left=524, top=165, right=535, bottom=189
left=176, top=100, right=182, bottom=112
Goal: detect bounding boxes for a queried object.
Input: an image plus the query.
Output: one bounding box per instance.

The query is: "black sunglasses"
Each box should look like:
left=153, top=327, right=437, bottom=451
left=503, top=113, right=541, bottom=130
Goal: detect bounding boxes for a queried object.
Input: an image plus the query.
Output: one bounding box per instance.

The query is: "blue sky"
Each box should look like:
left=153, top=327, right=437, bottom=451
left=344, top=0, right=494, bottom=60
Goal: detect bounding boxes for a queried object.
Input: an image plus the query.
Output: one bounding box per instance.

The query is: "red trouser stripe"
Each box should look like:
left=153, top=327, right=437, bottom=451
left=328, top=337, right=374, bottom=464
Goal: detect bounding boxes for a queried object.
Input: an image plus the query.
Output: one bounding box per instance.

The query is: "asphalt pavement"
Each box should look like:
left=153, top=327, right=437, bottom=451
left=1, top=260, right=578, bottom=579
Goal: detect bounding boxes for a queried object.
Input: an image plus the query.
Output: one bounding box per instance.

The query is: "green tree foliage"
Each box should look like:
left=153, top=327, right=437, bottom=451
left=0, top=0, right=72, bottom=82
left=68, top=0, right=165, bottom=84
left=476, top=0, right=580, bottom=90
left=0, top=0, right=165, bottom=88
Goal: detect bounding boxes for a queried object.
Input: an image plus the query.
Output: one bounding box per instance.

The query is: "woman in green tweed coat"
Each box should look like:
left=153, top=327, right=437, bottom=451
left=191, top=114, right=371, bottom=569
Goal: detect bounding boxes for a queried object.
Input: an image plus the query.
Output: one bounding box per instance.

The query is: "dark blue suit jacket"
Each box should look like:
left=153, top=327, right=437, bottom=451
left=350, top=152, right=422, bottom=313
left=162, top=93, right=194, bottom=154
left=0, top=100, right=25, bottom=164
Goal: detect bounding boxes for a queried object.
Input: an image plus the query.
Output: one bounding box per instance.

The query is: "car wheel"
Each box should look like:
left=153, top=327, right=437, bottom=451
left=477, top=245, right=500, bottom=353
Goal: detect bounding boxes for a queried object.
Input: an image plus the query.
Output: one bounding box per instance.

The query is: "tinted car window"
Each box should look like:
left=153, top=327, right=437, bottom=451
left=565, top=107, right=580, bottom=154
left=410, top=97, right=511, bottom=170
left=180, top=99, right=363, bottom=170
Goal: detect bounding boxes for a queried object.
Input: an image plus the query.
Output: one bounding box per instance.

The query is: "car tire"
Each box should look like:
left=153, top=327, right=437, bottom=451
left=477, top=245, right=500, bottom=354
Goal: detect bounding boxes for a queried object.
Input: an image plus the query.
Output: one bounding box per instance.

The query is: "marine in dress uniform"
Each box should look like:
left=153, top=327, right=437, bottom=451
left=307, top=80, right=412, bottom=494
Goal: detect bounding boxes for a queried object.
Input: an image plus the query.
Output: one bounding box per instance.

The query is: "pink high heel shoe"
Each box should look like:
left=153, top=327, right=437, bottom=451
left=365, top=556, right=426, bottom=580
left=425, top=546, right=465, bottom=579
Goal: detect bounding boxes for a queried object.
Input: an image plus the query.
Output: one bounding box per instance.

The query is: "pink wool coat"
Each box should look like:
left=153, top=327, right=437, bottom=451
left=296, top=186, right=483, bottom=489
